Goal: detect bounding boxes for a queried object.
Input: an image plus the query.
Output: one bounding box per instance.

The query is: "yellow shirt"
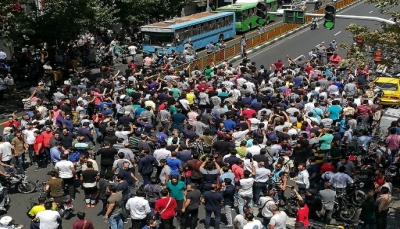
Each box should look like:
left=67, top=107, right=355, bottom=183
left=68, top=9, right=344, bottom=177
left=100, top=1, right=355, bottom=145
left=186, top=93, right=196, bottom=105
left=28, top=204, right=57, bottom=217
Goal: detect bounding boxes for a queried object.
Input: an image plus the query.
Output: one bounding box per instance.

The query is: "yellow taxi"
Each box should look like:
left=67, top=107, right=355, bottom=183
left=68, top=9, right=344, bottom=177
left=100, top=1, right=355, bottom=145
left=373, top=77, right=400, bottom=105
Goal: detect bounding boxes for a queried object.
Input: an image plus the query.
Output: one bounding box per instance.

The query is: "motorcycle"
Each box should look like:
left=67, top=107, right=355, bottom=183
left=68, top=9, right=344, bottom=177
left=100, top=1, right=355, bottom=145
left=51, top=196, right=74, bottom=219
left=3, top=168, right=37, bottom=194
left=311, top=21, right=318, bottom=30
left=345, top=181, right=366, bottom=207
left=333, top=192, right=357, bottom=221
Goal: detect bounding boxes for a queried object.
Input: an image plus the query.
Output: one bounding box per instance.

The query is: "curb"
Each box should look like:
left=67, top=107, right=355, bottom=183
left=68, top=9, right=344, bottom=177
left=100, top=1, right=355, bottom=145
left=225, top=0, right=363, bottom=65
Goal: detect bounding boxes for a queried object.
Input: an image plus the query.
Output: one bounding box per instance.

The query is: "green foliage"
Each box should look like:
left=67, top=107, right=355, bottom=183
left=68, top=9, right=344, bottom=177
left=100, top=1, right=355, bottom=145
left=339, top=0, right=400, bottom=68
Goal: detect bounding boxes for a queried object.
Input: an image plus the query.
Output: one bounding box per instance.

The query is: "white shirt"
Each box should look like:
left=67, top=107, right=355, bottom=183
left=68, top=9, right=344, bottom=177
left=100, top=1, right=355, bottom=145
left=23, top=128, right=38, bottom=144
left=0, top=142, right=13, bottom=162
left=55, top=160, right=74, bottom=178
left=128, top=45, right=137, bottom=55
left=153, top=148, right=171, bottom=163
left=296, top=169, right=310, bottom=189
left=260, top=196, right=275, bottom=218
left=246, top=145, right=262, bottom=156
left=115, top=131, right=131, bottom=142
left=249, top=118, right=260, bottom=131
left=125, top=196, right=151, bottom=219
left=35, top=210, right=60, bottom=229
left=237, top=177, right=254, bottom=197
left=243, top=220, right=263, bottom=229
left=269, top=211, right=288, bottom=229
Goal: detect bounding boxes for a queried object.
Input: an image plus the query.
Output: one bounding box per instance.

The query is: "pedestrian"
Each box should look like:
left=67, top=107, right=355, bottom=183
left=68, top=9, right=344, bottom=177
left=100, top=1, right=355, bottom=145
left=126, top=188, right=151, bottom=229
left=97, top=141, right=118, bottom=176
left=154, top=188, right=177, bottom=229
left=376, top=187, right=392, bottom=229
left=138, top=150, right=157, bottom=185
left=241, top=35, right=247, bottom=58
left=54, top=153, right=76, bottom=199
left=144, top=177, right=163, bottom=218
left=359, top=194, right=377, bottom=229
left=81, top=161, right=99, bottom=208
left=268, top=204, right=288, bottom=229
left=221, top=178, right=235, bottom=227
left=98, top=172, right=115, bottom=215
left=72, top=211, right=95, bottom=229
left=202, top=184, right=223, bottom=229
left=243, top=212, right=263, bottom=229
left=33, top=130, right=45, bottom=171
left=181, top=183, right=201, bottom=229
left=0, top=136, right=14, bottom=173
left=33, top=201, right=62, bottom=229
left=104, top=185, right=124, bottom=229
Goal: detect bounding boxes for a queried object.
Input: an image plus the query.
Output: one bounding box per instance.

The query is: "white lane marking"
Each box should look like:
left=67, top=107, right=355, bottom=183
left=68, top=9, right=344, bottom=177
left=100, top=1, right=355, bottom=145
left=334, top=31, right=342, bottom=36
left=369, top=10, right=373, bottom=13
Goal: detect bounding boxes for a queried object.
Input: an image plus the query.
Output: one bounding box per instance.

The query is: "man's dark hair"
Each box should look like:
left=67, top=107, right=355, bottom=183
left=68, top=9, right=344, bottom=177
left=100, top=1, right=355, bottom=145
left=76, top=211, right=86, bottom=220
left=160, top=188, right=169, bottom=197
left=44, top=201, right=53, bottom=210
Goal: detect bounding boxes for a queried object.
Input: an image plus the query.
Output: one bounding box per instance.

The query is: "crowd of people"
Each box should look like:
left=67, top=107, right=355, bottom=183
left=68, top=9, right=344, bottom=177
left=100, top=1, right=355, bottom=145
left=0, top=34, right=399, bottom=229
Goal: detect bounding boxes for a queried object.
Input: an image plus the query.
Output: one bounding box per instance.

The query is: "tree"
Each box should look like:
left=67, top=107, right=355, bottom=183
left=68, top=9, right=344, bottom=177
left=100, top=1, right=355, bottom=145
left=339, top=0, right=400, bottom=68
left=116, top=0, right=191, bottom=26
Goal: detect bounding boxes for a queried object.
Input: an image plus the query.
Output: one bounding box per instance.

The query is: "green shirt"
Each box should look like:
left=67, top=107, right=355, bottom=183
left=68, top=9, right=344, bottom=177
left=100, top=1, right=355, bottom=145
left=166, top=181, right=186, bottom=200
left=125, top=88, right=135, bottom=95
left=319, top=134, right=333, bottom=150
left=204, top=68, right=213, bottom=79
left=170, top=88, right=181, bottom=100
left=169, top=105, right=177, bottom=114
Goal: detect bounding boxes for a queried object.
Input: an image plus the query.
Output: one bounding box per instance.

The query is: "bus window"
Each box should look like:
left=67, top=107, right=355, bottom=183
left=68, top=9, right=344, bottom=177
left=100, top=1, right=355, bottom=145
left=141, top=32, right=174, bottom=46
left=235, top=12, right=243, bottom=21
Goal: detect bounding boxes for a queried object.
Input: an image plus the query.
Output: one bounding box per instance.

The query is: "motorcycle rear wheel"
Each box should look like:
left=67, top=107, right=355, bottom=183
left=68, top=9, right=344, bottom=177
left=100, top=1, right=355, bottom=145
left=351, top=191, right=365, bottom=207
left=339, top=205, right=357, bottom=221
left=17, top=181, right=37, bottom=194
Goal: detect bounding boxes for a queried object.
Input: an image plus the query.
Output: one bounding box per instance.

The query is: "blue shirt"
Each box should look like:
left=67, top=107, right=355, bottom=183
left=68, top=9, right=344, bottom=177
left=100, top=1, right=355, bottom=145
left=50, top=147, right=62, bottom=163
left=166, top=158, right=183, bottom=176
left=220, top=172, right=235, bottom=183
left=327, top=105, right=341, bottom=120
left=171, top=113, right=186, bottom=126
left=222, top=120, right=236, bottom=131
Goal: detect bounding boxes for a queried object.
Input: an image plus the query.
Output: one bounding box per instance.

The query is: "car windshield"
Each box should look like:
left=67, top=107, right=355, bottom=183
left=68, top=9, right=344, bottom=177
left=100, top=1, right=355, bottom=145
left=375, top=82, right=398, bottom=90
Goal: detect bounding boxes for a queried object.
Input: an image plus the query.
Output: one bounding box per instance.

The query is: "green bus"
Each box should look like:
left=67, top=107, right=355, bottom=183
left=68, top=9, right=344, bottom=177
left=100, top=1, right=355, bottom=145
left=216, top=0, right=278, bottom=33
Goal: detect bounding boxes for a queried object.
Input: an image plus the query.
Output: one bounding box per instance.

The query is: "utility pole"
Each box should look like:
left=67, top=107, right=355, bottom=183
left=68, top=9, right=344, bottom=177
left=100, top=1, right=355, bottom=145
left=206, top=0, right=212, bottom=12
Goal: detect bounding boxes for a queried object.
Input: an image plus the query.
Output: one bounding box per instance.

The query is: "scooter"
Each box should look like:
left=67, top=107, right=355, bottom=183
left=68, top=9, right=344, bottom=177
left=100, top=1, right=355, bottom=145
left=311, top=21, right=318, bottom=30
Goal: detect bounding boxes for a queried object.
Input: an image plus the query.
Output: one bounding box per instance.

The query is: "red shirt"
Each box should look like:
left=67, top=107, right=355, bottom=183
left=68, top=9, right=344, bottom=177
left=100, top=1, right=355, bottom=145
left=4, top=120, right=19, bottom=128
left=72, top=219, right=95, bottom=229
left=232, top=164, right=244, bottom=182
left=92, top=114, right=105, bottom=123
left=320, top=163, right=335, bottom=174
left=242, top=109, right=256, bottom=119
left=305, top=66, right=313, bottom=75
left=273, top=61, right=283, bottom=71
left=33, top=135, right=45, bottom=154
left=41, top=131, right=53, bottom=148
left=375, top=176, right=384, bottom=187
left=296, top=204, right=309, bottom=227
left=356, top=105, right=372, bottom=118
left=154, top=197, right=177, bottom=220
left=197, top=84, right=208, bottom=91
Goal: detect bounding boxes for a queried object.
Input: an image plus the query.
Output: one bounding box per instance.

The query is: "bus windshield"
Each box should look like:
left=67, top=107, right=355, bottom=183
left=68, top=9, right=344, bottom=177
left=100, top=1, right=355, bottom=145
left=142, top=32, right=175, bottom=46
left=235, top=12, right=243, bottom=21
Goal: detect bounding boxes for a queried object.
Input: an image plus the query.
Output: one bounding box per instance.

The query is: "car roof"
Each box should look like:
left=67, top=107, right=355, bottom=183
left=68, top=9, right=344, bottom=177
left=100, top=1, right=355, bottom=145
left=375, top=77, right=400, bottom=83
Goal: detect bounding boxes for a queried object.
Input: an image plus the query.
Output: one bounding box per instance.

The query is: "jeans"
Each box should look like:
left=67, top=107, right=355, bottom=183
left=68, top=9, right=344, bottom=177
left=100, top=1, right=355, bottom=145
left=2, top=160, right=11, bottom=173
left=131, top=54, right=136, bottom=62
left=182, top=208, right=199, bottom=229
left=83, top=186, right=97, bottom=205
left=142, top=173, right=152, bottom=185
left=224, top=205, right=233, bottom=226
left=253, top=182, right=267, bottom=205
left=238, top=195, right=253, bottom=214
left=205, top=209, right=221, bottom=229
left=322, top=209, right=333, bottom=224
left=131, top=218, right=147, bottom=229
left=44, top=147, right=51, bottom=166
left=30, top=221, right=40, bottom=229
left=390, top=149, right=397, bottom=165
left=28, top=144, right=34, bottom=163
left=15, top=153, right=25, bottom=172
left=34, top=153, right=45, bottom=168
left=109, top=213, right=124, bottom=229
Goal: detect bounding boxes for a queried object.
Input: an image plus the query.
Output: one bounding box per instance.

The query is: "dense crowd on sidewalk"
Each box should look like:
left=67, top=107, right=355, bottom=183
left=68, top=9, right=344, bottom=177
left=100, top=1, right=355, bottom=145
left=0, top=37, right=399, bottom=229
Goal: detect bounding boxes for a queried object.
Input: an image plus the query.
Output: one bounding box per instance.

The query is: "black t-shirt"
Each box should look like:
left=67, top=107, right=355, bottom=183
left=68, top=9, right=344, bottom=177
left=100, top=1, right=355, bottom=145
left=203, top=191, right=223, bottom=212
left=104, top=135, right=118, bottom=146
left=213, top=141, right=232, bottom=156
left=224, top=155, right=240, bottom=168
left=118, top=116, right=134, bottom=128
left=116, top=180, right=130, bottom=201
left=186, top=189, right=201, bottom=210
left=253, top=154, right=270, bottom=168
left=97, top=147, right=118, bottom=165
left=82, top=169, right=99, bottom=183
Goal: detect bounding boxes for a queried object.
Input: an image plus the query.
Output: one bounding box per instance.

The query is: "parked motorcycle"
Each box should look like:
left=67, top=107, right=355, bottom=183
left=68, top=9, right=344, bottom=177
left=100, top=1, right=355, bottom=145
left=345, top=181, right=366, bottom=207
left=51, top=196, right=74, bottom=219
left=3, top=168, right=37, bottom=194
left=333, top=192, right=357, bottom=221
left=311, top=21, right=317, bottom=30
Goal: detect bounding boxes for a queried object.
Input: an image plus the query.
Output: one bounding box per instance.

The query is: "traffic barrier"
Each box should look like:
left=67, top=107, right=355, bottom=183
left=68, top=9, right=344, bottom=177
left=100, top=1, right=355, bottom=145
left=163, top=0, right=357, bottom=75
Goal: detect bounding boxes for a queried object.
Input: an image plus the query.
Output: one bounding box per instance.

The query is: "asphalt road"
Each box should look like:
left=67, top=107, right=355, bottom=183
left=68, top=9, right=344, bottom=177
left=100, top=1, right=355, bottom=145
left=232, top=2, right=391, bottom=67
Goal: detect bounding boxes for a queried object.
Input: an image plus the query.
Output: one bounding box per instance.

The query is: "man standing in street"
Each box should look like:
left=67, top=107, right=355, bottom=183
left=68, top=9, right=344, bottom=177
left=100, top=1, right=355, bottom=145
left=376, top=186, right=392, bottom=229
left=202, top=184, right=223, bottom=229
left=182, top=183, right=201, bottom=229
left=11, top=130, right=26, bottom=172
left=128, top=43, right=138, bottom=62
left=138, top=150, right=157, bottom=185
left=154, top=188, right=177, bottom=229
left=54, top=154, right=76, bottom=199
left=126, top=188, right=151, bottom=229
left=104, top=185, right=124, bottom=229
